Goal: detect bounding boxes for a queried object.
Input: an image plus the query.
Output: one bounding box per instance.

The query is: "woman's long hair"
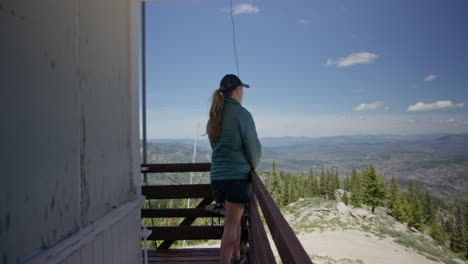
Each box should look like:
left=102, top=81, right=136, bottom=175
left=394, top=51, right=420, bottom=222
left=207, top=77, right=236, bottom=142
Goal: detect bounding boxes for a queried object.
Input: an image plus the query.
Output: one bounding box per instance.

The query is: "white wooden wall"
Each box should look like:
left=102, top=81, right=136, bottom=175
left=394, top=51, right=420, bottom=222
left=27, top=198, right=143, bottom=264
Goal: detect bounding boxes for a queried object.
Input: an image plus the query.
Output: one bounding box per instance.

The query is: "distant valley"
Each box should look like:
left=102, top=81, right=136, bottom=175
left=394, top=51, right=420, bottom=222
left=142, top=133, right=468, bottom=198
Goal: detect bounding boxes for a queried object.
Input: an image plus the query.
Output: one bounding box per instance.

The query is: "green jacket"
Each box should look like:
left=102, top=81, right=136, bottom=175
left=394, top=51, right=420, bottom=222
left=209, top=97, right=262, bottom=181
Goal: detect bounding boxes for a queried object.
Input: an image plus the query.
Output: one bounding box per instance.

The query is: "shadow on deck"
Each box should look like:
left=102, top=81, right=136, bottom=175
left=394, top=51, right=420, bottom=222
left=140, top=163, right=313, bottom=264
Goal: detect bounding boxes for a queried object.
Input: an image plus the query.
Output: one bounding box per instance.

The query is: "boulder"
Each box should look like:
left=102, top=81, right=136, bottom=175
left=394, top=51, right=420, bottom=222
left=336, top=202, right=350, bottom=215
left=373, top=206, right=388, bottom=216
left=334, top=189, right=345, bottom=200
left=354, top=208, right=375, bottom=220
left=393, top=221, right=408, bottom=232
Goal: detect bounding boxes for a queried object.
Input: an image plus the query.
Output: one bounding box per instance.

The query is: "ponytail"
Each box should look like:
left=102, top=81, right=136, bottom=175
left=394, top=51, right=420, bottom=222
left=207, top=89, right=225, bottom=142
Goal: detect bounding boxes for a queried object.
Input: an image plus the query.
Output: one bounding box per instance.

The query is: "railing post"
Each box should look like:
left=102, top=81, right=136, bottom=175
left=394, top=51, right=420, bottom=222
left=251, top=171, right=313, bottom=264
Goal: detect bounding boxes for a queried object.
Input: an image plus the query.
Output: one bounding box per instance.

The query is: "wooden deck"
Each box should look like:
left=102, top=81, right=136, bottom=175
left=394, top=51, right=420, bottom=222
left=145, top=248, right=222, bottom=264
left=141, top=163, right=313, bottom=264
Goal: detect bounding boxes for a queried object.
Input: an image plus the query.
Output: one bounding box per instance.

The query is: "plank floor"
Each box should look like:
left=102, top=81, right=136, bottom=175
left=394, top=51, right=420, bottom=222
left=143, top=248, right=221, bottom=264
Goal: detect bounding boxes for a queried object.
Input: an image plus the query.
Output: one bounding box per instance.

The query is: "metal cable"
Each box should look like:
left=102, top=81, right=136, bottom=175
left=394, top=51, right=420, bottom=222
left=230, top=0, right=240, bottom=76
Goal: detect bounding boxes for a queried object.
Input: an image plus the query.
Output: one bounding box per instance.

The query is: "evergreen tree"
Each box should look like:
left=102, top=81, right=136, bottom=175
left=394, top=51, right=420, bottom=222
left=362, top=164, right=386, bottom=214
left=334, top=169, right=340, bottom=191
left=350, top=168, right=360, bottom=191
left=449, top=203, right=466, bottom=254
left=343, top=191, right=349, bottom=205
left=406, top=181, right=423, bottom=229
left=319, top=166, right=328, bottom=198
left=312, top=170, right=320, bottom=197
left=344, top=172, right=351, bottom=192
left=388, top=176, right=399, bottom=216
left=393, top=192, right=409, bottom=223
left=326, top=169, right=335, bottom=199
left=429, top=217, right=446, bottom=245
left=350, top=184, right=363, bottom=208
left=422, top=190, right=434, bottom=225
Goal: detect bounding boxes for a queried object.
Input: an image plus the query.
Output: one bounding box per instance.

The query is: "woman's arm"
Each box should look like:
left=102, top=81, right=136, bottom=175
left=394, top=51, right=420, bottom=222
left=239, top=109, right=262, bottom=169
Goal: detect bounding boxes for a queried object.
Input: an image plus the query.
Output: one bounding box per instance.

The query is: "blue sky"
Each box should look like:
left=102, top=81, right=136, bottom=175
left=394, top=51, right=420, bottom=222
left=140, top=0, right=468, bottom=139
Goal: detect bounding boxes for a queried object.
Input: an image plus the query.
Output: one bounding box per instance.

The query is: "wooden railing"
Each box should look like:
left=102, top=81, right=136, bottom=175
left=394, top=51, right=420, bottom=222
left=141, top=163, right=313, bottom=263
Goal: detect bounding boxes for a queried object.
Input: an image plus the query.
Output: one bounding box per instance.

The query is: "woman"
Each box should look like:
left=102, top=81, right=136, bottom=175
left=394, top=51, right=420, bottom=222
left=207, top=74, right=262, bottom=264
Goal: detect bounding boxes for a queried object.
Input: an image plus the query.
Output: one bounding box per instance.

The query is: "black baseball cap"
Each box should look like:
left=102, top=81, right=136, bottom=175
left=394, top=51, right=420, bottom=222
left=220, top=74, right=250, bottom=93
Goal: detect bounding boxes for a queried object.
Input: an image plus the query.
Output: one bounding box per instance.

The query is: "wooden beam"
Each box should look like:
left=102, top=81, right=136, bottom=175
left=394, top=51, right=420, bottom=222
left=157, top=197, right=214, bottom=249
left=147, top=226, right=224, bottom=240
left=142, top=184, right=212, bottom=199
left=248, top=192, right=276, bottom=264
left=141, top=163, right=211, bottom=173
left=147, top=248, right=220, bottom=256
left=141, top=208, right=222, bottom=218
left=251, top=171, right=313, bottom=264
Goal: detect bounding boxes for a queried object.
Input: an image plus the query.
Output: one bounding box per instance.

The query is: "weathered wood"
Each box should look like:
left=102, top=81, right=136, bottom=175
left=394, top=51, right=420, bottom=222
left=142, top=208, right=222, bottom=218
left=141, top=163, right=211, bottom=173
left=145, top=248, right=220, bottom=264
left=142, top=184, right=213, bottom=199
left=147, top=248, right=220, bottom=256
left=147, top=226, right=224, bottom=240
left=157, top=197, right=214, bottom=249
left=248, top=192, right=276, bottom=264
left=251, top=171, right=313, bottom=264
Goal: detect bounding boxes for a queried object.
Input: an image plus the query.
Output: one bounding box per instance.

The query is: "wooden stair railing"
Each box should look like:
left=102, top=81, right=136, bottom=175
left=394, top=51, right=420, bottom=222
left=249, top=170, right=313, bottom=264
left=141, top=163, right=313, bottom=263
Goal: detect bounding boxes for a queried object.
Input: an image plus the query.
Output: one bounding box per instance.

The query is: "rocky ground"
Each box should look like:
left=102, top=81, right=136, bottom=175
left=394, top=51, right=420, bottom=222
left=186, top=191, right=467, bottom=264
left=274, top=193, right=466, bottom=264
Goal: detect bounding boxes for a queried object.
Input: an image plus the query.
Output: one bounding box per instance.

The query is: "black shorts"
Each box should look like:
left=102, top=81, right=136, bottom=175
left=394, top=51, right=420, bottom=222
left=210, top=179, right=251, bottom=204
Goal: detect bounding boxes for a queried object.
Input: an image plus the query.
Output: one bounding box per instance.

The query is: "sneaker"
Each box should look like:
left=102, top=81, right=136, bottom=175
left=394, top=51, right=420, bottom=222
left=230, top=252, right=247, bottom=264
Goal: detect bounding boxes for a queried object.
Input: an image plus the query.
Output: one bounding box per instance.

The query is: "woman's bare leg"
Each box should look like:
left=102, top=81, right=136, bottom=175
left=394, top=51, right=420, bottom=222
left=220, top=201, right=245, bottom=264
left=232, top=222, right=241, bottom=259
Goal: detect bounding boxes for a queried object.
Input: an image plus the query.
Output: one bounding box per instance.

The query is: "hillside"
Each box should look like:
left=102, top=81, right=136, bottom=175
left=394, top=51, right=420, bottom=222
left=273, top=197, right=466, bottom=264
left=190, top=195, right=467, bottom=264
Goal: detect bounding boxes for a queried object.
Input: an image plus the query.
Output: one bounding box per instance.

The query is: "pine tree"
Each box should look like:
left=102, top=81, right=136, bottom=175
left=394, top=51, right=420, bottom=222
left=422, top=190, right=434, bottom=225
left=269, top=168, right=282, bottom=204
left=326, top=169, right=335, bottom=199
left=281, top=172, right=289, bottom=206
left=343, top=191, right=349, bottom=205
left=334, top=168, right=340, bottom=189
left=344, top=172, right=351, bottom=192
left=392, top=192, right=409, bottom=223
left=362, top=164, right=386, bottom=214
left=312, top=170, right=320, bottom=197
left=319, top=166, right=328, bottom=198
left=350, top=168, right=360, bottom=191
left=449, top=203, right=466, bottom=254
left=388, top=176, right=399, bottom=216
left=429, top=217, right=446, bottom=245
left=406, top=181, right=423, bottom=228
left=350, top=184, right=363, bottom=208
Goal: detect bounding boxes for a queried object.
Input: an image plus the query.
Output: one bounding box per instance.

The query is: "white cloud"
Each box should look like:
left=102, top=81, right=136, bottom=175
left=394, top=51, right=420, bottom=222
left=424, top=74, right=438, bottom=82
left=232, top=3, right=260, bottom=15
left=447, top=118, right=455, bottom=123
left=354, top=101, right=385, bottom=111
left=299, top=19, right=310, bottom=25
left=327, top=52, right=378, bottom=67
left=407, top=100, right=464, bottom=112
left=384, top=106, right=390, bottom=111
